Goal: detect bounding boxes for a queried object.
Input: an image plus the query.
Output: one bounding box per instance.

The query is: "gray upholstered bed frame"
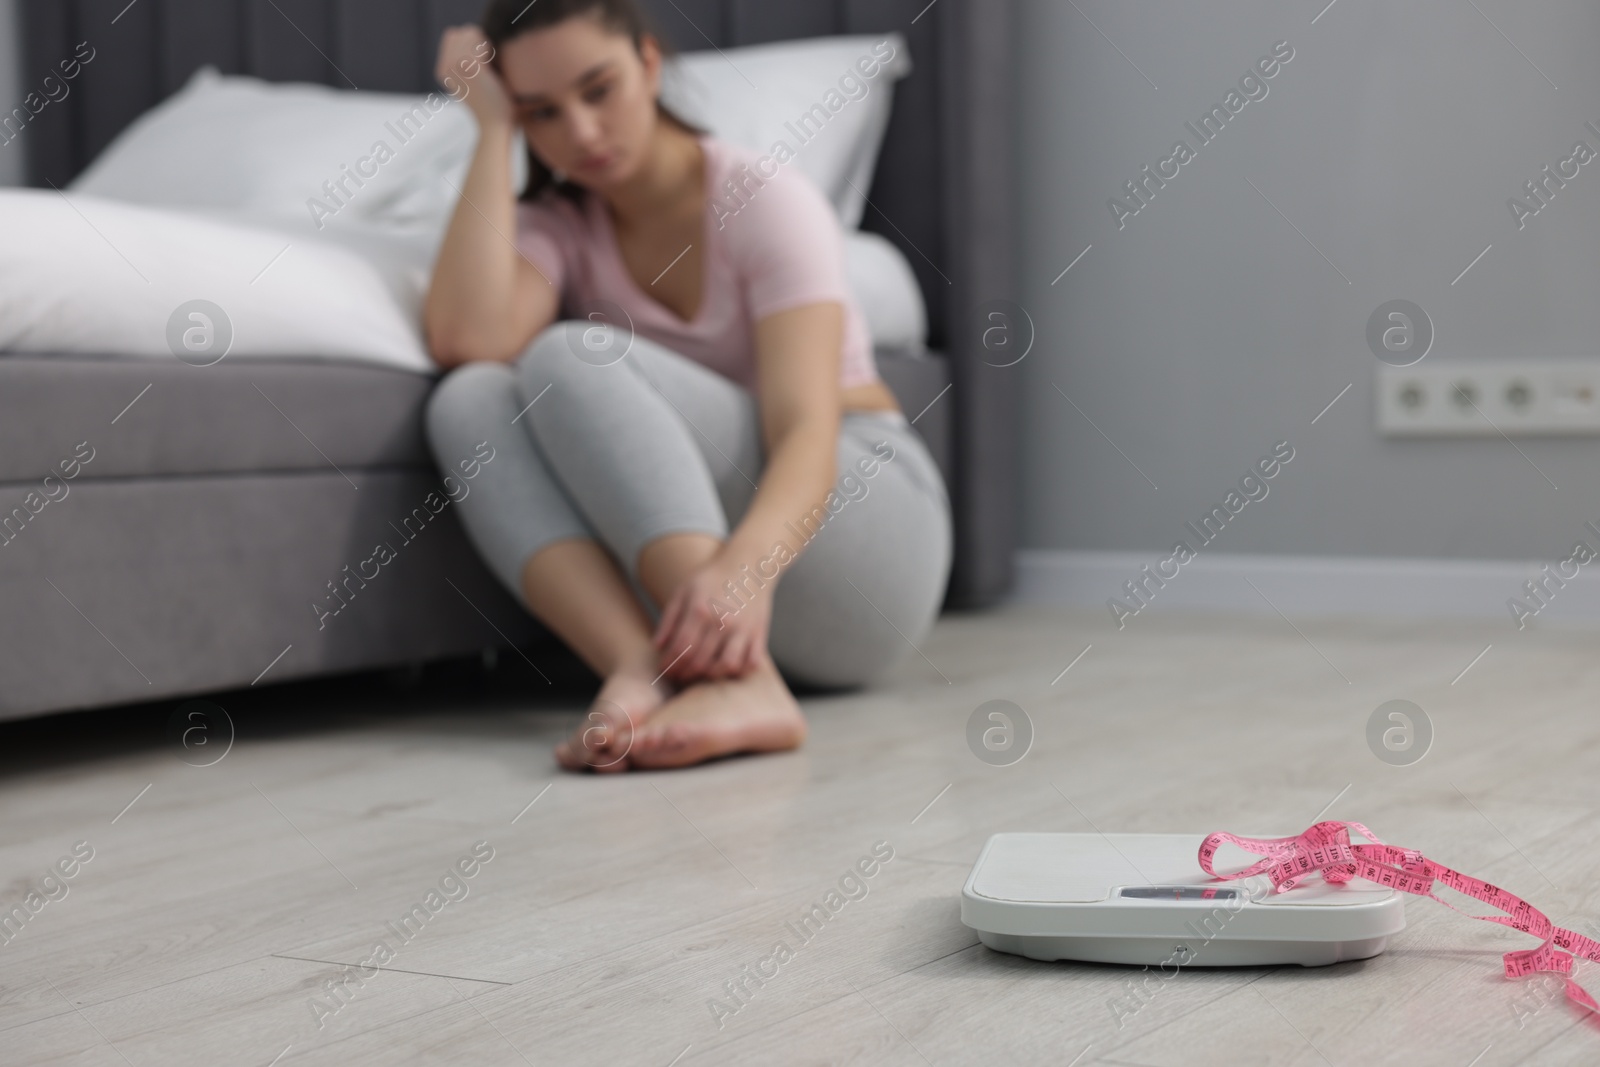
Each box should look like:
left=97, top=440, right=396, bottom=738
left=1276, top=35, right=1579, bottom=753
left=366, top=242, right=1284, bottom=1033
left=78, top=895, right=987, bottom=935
left=3, top=0, right=1017, bottom=721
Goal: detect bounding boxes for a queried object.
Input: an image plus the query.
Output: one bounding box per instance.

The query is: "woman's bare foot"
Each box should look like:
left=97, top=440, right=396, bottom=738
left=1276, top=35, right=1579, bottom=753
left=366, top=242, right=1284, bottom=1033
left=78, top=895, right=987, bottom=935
left=555, top=661, right=671, bottom=773
left=626, top=654, right=806, bottom=769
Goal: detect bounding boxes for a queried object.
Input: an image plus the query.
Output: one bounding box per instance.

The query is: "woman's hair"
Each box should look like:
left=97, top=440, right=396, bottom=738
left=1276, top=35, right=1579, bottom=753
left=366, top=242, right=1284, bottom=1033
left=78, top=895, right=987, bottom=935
left=479, top=0, right=701, bottom=202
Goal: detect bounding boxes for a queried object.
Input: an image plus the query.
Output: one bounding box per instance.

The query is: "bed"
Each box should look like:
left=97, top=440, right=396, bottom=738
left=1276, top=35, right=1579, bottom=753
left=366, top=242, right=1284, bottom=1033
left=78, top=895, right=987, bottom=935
left=2, top=0, right=1018, bottom=721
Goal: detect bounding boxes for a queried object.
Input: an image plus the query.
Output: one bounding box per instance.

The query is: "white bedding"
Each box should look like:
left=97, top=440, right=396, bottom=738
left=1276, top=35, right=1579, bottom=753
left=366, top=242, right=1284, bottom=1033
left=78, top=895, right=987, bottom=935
left=0, top=190, right=436, bottom=370
left=0, top=190, right=925, bottom=367
left=3, top=37, right=928, bottom=370
left=0, top=193, right=925, bottom=368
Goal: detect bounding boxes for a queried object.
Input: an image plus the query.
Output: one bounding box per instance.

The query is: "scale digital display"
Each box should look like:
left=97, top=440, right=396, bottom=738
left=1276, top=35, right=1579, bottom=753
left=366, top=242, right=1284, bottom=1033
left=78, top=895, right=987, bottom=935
left=1118, top=885, right=1240, bottom=901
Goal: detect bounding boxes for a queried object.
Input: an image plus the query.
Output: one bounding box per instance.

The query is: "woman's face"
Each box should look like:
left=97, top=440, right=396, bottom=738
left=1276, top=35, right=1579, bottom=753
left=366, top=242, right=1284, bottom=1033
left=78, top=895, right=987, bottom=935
left=497, top=16, right=663, bottom=191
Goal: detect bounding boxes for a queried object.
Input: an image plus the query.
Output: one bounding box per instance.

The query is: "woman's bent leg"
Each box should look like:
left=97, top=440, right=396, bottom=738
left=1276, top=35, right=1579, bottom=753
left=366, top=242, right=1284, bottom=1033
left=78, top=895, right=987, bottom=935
left=513, top=322, right=763, bottom=601
left=766, top=413, right=952, bottom=689
left=507, top=325, right=813, bottom=767
left=625, top=414, right=950, bottom=767
left=424, top=361, right=595, bottom=603
left=425, top=361, right=666, bottom=770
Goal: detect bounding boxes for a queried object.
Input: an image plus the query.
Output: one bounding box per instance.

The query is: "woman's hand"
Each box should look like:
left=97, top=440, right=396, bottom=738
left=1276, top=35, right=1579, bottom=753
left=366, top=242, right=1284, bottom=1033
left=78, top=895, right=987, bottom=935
left=654, top=553, right=773, bottom=684
left=436, top=25, right=513, bottom=130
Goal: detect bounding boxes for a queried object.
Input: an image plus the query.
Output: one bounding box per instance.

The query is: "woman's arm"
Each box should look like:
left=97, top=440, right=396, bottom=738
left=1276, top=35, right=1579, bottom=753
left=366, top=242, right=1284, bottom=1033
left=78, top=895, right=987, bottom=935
left=653, top=302, right=843, bottom=680
left=424, top=26, right=558, bottom=367
left=727, top=303, right=843, bottom=572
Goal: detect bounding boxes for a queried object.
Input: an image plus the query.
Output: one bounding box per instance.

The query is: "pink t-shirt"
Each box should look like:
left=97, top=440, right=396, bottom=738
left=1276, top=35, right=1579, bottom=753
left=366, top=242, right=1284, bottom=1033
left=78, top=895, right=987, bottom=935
left=513, top=136, right=878, bottom=390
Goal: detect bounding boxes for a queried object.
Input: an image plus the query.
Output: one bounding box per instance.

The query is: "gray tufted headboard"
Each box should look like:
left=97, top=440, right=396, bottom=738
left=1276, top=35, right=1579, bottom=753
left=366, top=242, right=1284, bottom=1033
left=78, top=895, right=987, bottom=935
left=18, top=0, right=1017, bottom=607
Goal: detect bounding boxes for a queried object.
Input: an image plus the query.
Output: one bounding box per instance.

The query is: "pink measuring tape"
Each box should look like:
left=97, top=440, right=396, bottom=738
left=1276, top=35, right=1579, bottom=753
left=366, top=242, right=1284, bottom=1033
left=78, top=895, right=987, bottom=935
left=1200, top=820, right=1600, bottom=1016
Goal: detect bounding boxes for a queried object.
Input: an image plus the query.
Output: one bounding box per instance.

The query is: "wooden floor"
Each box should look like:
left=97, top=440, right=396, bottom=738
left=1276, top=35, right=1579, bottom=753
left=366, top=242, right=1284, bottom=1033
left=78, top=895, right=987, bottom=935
left=2, top=604, right=1598, bottom=1066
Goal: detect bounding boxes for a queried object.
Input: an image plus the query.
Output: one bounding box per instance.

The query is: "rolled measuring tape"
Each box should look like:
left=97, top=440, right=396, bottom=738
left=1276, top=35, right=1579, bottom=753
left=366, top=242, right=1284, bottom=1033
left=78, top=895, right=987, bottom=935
left=1201, top=820, right=1600, bottom=1016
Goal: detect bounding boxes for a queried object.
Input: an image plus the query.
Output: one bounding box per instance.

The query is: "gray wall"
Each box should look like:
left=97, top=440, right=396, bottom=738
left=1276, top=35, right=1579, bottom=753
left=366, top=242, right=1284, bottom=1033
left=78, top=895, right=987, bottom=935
left=1017, top=0, right=1600, bottom=563
left=0, top=0, right=20, bottom=186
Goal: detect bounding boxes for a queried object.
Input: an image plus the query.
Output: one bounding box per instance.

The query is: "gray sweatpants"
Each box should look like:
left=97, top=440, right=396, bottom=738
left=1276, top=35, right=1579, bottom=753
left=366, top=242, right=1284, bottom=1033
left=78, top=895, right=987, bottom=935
left=425, top=321, right=951, bottom=688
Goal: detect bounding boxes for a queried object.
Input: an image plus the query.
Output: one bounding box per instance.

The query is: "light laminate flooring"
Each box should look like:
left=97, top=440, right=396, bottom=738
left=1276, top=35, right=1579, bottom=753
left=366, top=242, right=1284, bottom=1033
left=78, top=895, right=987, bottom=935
left=1, top=604, right=1598, bottom=1066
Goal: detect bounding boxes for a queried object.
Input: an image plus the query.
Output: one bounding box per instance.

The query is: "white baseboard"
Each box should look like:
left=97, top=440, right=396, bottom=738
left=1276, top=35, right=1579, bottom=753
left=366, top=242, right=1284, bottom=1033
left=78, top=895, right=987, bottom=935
left=1012, top=549, right=1600, bottom=624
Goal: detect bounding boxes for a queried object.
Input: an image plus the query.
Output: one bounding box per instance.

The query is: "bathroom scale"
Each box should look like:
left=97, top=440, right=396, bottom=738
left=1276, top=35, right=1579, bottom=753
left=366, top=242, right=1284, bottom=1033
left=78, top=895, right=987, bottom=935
left=961, top=833, right=1407, bottom=967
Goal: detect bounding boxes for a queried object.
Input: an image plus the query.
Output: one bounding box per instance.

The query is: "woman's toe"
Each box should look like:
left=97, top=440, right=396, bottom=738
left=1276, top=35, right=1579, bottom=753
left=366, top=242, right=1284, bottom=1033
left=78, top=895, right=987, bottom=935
left=555, top=738, right=586, bottom=771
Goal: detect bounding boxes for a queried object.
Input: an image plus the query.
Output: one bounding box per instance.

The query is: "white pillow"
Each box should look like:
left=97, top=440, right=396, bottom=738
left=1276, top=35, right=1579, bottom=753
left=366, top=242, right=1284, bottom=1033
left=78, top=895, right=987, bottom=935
left=0, top=190, right=431, bottom=370
left=844, top=231, right=926, bottom=352
left=69, top=67, right=499, bottom=232
left=662, top=35, right=911, bottom=229
left=71, top=35, right=908, bottom=233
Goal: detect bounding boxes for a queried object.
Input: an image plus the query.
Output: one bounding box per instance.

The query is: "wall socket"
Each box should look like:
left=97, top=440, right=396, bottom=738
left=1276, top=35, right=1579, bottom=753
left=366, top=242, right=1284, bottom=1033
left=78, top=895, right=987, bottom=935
left=1377, top=361, right=1600, bottom=436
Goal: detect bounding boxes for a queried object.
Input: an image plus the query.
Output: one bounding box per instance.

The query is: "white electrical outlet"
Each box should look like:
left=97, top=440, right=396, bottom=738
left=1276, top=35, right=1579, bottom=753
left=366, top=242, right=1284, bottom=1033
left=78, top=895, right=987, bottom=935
left=1377, top=361, right=1600, bottom=436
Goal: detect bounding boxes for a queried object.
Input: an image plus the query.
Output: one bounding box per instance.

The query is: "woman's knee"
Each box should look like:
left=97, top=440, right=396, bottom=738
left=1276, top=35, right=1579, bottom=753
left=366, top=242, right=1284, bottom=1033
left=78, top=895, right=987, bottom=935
left=426, top=361, right=516, bottom=450
left=517, top=319, right=630, bottom=381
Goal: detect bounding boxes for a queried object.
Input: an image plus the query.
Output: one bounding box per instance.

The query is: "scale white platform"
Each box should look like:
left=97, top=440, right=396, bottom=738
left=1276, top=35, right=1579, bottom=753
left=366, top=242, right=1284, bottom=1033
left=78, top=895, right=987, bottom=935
left=961, top=833, right=1406, bottom=967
